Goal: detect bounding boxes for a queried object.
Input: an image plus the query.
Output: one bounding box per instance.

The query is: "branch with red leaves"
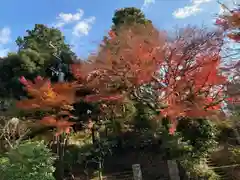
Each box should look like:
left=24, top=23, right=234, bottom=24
left=16, top=76, right=78, bottom=135
left=215, top=2, right=240, bottom=42
left=17, top=73, right=126, bottom=136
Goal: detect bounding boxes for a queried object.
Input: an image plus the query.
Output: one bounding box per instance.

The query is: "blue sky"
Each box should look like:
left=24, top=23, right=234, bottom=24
left=0, top=0, right=236, bottom=58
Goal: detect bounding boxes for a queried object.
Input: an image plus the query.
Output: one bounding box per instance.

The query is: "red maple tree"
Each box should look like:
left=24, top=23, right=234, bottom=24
left=215, top=2, right=240, bottom=111
left=156, top=28, right=227, bottom=132
left=16, top=73, right=126, bottom=135
left=71, top=25, right=227, bottom=134
left=17, top=76, right=77, bottom=135
left=71, top=24, right=166, bottom=91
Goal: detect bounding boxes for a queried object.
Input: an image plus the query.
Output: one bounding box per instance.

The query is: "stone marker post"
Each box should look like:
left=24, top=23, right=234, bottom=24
left=167, top=160, right=180, bottom=180
left=132, top=164, right=143, bottom=180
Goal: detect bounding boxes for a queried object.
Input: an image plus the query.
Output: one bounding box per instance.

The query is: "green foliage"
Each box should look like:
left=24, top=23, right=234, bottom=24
left=16, top=24, right=73, bottom=54
left=0, top=24, right=76, bottom=98
left=133, top=102, right=157, bottom=130
left=230, top=147, right=240, bottom=163
left=177, top=118, right=219, bottom=159
left=177, top=119, right=219, bottom=179
left=0, top=55, right=24, bottom=97
left=181, top=158, right=220, bottom=180
left=77, top=138, right=117, bottom=166
left=156, top=118, right=218, bottom=160
left=112, top=7, right=151, bottom=31
left=156, top=118, right=219, bottom=179
left=16, top=24, right=75, bottom=76
left=0, top=140, right=56, bottom=180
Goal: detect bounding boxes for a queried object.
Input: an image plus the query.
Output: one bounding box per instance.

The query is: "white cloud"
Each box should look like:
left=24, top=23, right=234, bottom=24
left=53, top=9, right=96, bottom=38
left=192, top=0, right=211, bottom=4
left=141, top=0, right=155, bottom=10
left=0, top=27, right=11, bottom=57
left=72, top=16, right=96, bottom=37
left=54, top=9, right=84, bottom=28
left=173, top=0, right=212, bottom=19
left=0, top=27, right=11, bottom=44
left=173, top=4, right=201, bottom=19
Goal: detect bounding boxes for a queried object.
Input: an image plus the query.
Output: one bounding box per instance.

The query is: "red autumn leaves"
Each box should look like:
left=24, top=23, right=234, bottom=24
left=17, top=76, right=77, bottom=135
left=75, top=24, right=166, bottom=89
left=40, top=115, right=75, bottom=136
left=18, top=76, right=76, bottom=110
left=17, top=24, right=227, bottom=135
left=17, top=75, right=123, bottom=135
left=216, top=5, right=240, bottom=42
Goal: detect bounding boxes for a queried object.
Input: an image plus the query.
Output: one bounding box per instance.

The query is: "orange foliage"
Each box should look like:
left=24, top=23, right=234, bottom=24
left=216, top=3, right=240, bottom=110
left=216, top=4, right=240, bottom=42
left=71, top=26, right=226, bottom=134
left=17, top=25, right=227, bottom=135
left=227, top=32, right=240, bottom=42
left=40, top=116, right=75, bottom=136
left=17, top=76, right=76, bottom=110
left=17, top=76, right=77, bottom=136
left=84, top=94, right=124, bottom=102
left=157, top=29, right=226, bottom=128
left=71, top=24, right=166, bottom=91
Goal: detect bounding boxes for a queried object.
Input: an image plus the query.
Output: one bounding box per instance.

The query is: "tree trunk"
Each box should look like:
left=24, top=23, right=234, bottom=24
left=233, top=117, right=240, bottom=144
left=55, top=135, right=65, bottom=180
left=98, top=160, right=103, bottom=180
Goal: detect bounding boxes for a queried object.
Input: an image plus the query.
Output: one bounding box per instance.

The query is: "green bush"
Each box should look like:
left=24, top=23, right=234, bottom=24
left=0, top=140, right=56, bottom=180
left=159, top=118, right=220, bottom=179
left=230, top=147, right=240, bottom=163
left=177, top=118, right=219, bottom=159
left=177, top=118, right=220, bottom=179
left=181, top=158, right=220, bottom=180
left=158, top=118, right=218, bottom=159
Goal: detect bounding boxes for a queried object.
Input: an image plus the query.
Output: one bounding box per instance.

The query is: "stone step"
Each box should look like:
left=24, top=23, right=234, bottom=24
left=206, top=158, right=234, bottom=180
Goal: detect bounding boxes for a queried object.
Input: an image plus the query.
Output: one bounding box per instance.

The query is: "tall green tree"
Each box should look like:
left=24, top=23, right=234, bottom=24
left=0, top=54, right=24, bottom=98
left=111, top=7, right=152, bottom=31
left=0, top=24, right=76, bottom=98
left=15, top=24, right=76, bottom=79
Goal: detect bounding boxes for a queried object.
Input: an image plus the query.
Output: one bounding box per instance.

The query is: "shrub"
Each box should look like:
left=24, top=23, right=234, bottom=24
left=181, top=158, right=220, bottom=180
left=177, top=119, right=220, bottom=179
left=159, top=118, right=220, bottom=179
left=177, top=118, right=219, bottom=159
left=0, top=140, right=56, bottom=180
left=230, top=147, right=240, bottom=163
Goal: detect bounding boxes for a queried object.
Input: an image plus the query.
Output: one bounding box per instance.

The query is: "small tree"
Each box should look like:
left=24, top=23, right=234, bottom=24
left=16, top=76, right=77, bottom=180
left=0, top=140, right=56, bottom=180
left=16, top=75, right=123, bottom=179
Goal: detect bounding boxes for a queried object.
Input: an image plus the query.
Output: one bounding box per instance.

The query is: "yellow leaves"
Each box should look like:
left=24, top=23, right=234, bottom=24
left=43, top=89, right=56, bottom=99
